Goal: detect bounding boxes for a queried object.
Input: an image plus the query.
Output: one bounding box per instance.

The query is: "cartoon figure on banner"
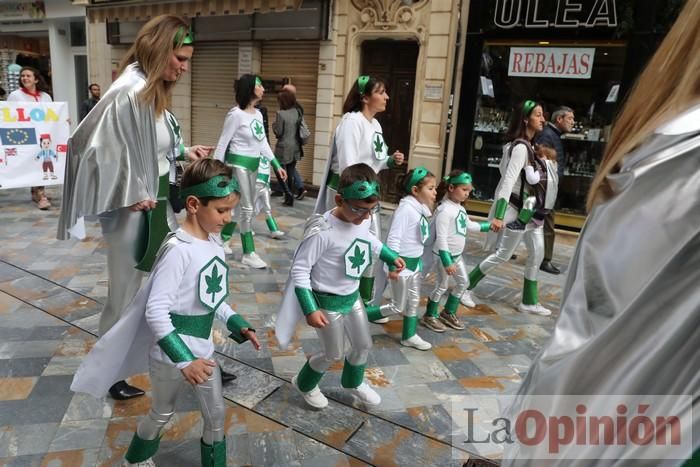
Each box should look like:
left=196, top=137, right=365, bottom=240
left=35, top=133, right=58, bottom=180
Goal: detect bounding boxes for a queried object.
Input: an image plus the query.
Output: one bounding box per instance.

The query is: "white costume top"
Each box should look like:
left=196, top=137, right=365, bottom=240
left=495, top=142, right=558, bottom=210
left=433, top=197, right=483, bottom=257
left=155, top=115, right=172, bottom=177
left=330, top=111, right=389, bottom=174
left=213, top=107, right=275, bottom=160
left=70, top=229, right=247, bottom=398
left=7, top=88, right=52, bottom=102
left=386, top=195, right=431, bottom=276
left=292, top=210, right=384, bottom=296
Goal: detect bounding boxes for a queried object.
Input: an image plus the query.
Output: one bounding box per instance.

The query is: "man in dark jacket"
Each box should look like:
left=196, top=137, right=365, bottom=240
left=79, top=83, right=101, bottom=121
left=534, top=106, right=574, bottom=275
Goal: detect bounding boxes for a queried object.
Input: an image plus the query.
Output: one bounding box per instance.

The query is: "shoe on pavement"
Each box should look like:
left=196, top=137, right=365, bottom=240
left=459, top=290, right=476, bottom=308
left=109, top=380, right=145, bottom=400
left=241, top=252, right=267, bottom=269
left=421, top=315, right=447, bottom=333
left=295, top=189, right=307, bottom=200
left=518, top=303, right=552, bottom=316
left=349, top=382, right=381, bottom=406
left=270, top=230, right=285, bottom=239
left=37, top=196, right=51, bottom=210
left=400, top=334, right=432, bottom=350
left=123, top=458, right=155, bottom=467
left=50, top=174, right=58, bottom=179
left=220, top=369, right=237, bottom=384
left=439, top=311, right=466, bottom=330
left=540, top=261, right=561, bottom=275
left=292, top=375, right=328, bottom=409
left=222, top=242, right=233, bottom=255
left=371, top=316, right=389, bottom=324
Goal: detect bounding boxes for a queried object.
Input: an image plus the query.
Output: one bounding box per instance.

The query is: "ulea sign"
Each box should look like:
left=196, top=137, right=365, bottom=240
left=494, top=0, right=617, bottom=29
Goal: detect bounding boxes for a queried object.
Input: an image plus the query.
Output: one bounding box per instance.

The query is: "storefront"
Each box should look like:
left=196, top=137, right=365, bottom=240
left=453, top=0, right=682, bottom=228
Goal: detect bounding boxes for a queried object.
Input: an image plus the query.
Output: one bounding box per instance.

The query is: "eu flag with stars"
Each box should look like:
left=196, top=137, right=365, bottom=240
left=0, top=128, right=38, bottom=146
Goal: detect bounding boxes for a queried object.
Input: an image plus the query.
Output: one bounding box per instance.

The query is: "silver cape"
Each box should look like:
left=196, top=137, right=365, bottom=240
left=58, top=63, right=158, bottom=240
left=502, top=117, right=700, bottom=465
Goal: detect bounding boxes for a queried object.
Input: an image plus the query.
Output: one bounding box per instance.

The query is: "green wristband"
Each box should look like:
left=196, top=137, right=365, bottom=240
left=479, top=222, right=491, bottom=232
left=439, top=250, right=454, bottom=268
left=387, top=156, right=397, bottom=169
left=157, top=331, right=196, bottom=363
left=226, top=314, right=254, bottom=344
left=295, top=287, right=320, bottom=316
left=494, top=198, right=508, bottom=220
left=379, top=245, right=399, bottom=265
left=270, top=158, right=282, bottom=171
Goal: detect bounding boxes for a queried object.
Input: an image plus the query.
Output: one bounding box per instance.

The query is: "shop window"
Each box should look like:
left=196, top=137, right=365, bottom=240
left=469, top=41, right=625, bottom=217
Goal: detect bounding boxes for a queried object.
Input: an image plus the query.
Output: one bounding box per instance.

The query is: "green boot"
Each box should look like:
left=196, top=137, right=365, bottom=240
left=124, top=432, right=161, bottom=464
left=201, top=438, right=227, bottom=467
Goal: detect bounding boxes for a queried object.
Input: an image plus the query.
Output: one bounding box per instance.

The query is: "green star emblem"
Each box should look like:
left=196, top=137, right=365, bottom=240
left=205, top=264, right=223, bottom=303
left=373, top=134, right=384, bottom=154
left=348, top=244, right=366, bottom=274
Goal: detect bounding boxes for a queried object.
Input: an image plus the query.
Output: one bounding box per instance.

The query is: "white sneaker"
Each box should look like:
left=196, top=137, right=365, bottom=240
left=459, top=290, right=476, bottom=308
left=400, top=334, right=432, bottom=351
left=350, top=382, right=381, bottom=406
left=270, top=230, right=285, bottom=239
left=123, top=458, right=155, bottom=467
left=241, top=252, right=267, bottom=269
left=371, top=316, right=389, bottom=324
left=518, top=303, right=552, bottom=316
left=222, top=242, right=233, bottom=255
left=292, top=375, right=328, bottom=409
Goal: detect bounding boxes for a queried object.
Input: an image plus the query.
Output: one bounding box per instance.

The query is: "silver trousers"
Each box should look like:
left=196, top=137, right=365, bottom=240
left=137, top=357, right=225, bottom=445
left=307, top=299, right=373, bottom=372
left=480, top=223, right=545, bottom=281
left=233, top=166, right=258, bottom=233
left=386, top=269, right=422, bottom=317
left=430, top=256, right=470, bottom=302
left=254, top=181, right=272, bottom=218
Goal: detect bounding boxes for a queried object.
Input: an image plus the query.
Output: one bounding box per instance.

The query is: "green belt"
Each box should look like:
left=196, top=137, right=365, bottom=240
left=434, top=251, right=461, bottom=260
left=225, top=152, right=260, bottom=172
left=257, top=173, right=270, bottom=184
left=135, top=174, right=171, bottom=272
left=327, top=171, right=340, bottom=191
left=401, top=255, right=422, bottom=272
left=169, top=311, right=215, bottom=339
left=313, top=289, right=359, bottom=314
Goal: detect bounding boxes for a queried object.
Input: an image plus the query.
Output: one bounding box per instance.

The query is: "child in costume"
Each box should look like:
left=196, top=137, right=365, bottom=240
left=71, top=159, right=261, bottom=467
left=422, top=170, right=491, bottom=333
left=35, top=134, right=58, bottom=180
left=275, top=163, right=405, bottom=409
left=379, top=166, right=437, bottom=350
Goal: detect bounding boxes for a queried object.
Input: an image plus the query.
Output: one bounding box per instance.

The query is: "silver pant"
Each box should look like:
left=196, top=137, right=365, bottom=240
left=430, top=256, right=470, bottom=302
left=233, top=166, right=258, bottom=233
left=480, top=223, right=545, bottom=281
left=98, top=205, right=177, bottom=335
left=386, top=269, right=422, bottom=317
left=137, top=357, right=225, bottom=445
left=308, top=299, right=373, bottom=372
left=255, top=181, right=272, bottom=218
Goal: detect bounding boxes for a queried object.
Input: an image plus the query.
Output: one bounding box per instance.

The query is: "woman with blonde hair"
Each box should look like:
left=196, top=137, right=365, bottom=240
left=58, top=15, right=210, bottom=401
left=502, top=1, right=700, bottom=464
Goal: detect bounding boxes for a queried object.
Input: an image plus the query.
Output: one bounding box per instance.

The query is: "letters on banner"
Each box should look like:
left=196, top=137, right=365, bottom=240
left=508, top=47, right=596, bottom=79
left=0, top=102, right=69, bottom=190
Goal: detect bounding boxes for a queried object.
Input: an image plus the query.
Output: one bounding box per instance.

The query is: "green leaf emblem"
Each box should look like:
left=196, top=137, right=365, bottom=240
left=459, top=215, right=467, bottom=230
left=349, top=244, right=366, bottom=274
left=373, top=134, right=384, bottom=154
left=254, top=121, right=264, bottom=137
left=205, top=264, right=223, bottom=303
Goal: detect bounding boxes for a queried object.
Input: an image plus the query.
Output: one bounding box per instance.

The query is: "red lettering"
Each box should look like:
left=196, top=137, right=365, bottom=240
left=16, top=108, right=30, bottom=122
left=567, top=54, right=580, bottom=75
left=556, top=53, right=568, bottom=74
left=579, top=53, right=591, bottom=75
left=512, top=52, right=523, bottom=73
left=548, top=416, right=574, bottom=454
left=546, top=54, right=557, bottom=74
left=524, top=53, right=533, bottom=72
left=515, top=410, right=547, bottom=446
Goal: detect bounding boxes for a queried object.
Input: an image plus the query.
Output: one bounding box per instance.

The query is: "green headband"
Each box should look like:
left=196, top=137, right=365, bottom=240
left=357, top=75, right=370, bottom=94
left=523, top=100, right=536, bottom=115
left=444, top=172, right=472, bottom=186
left=255, top=76, right=262, bottom=87
left=174, top=26, right=194, bottom=47
left=180, top=175, right=239, bottom=200
left=339, top=180, right=380, bottom=200
left=405, top=166, right=431, bottom=194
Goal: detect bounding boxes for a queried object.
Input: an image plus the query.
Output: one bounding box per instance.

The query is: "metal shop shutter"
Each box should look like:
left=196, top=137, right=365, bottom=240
left=191, top=42, right=238, bottom=146
left=261, top=41, right=320, bottom=183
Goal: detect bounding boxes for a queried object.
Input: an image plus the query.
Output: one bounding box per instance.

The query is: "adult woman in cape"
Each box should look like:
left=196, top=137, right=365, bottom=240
left=58, top=15, right=211, bottom=400
left=314, top=75, right=405, bottom=309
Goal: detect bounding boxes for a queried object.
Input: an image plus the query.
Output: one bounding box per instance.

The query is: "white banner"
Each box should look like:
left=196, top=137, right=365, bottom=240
left=508, top=47, right=595, bottom=79
left=0, top=102, right=69, bottom=190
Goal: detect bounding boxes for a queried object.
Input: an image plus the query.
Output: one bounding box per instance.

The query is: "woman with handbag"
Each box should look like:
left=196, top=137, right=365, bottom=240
left=272, top=89, right=305, bottom=206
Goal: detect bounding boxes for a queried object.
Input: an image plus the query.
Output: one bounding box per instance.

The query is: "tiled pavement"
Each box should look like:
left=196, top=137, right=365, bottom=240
left=0, top=186, right=578, bottom=466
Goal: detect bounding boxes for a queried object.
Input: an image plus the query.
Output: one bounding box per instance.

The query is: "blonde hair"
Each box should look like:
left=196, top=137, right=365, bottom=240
left=587, top=1, right=700, bottom=210
left=118, top=15, right=192, bottom=116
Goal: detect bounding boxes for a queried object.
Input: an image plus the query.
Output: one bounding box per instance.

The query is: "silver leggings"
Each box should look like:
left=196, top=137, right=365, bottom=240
left=430, top=256, right=470, bottom=302
left=307, top=299, right=373, bottom=372
left=137, top=357, right=225, bottom=445
left=233, top=166, right=258, bottom=233
left=385, top=269, right=422, bottom=317
left=480, top=222, right=545, bottom=281
left=254, top=181, right=272, bottom=218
